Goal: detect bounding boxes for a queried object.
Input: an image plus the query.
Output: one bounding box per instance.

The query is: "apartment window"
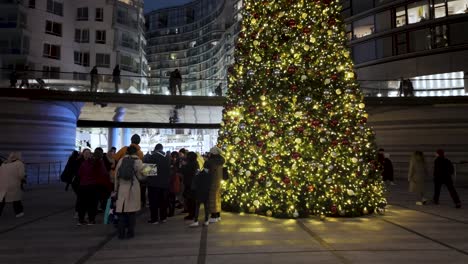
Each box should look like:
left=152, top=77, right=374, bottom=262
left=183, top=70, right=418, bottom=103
left=46, top=0, right=63, bottom=16
left=45, top=21, right=62, bottom=36
left=449, top=21, right=468, bottom=45
left=95, top=30, right=106, bottom=44
left=96, top=53, right=110, bottom=67
left=375, top=11, right=391, bottom=32
left=396, top=33, right=408, bottom=55
left=352, top=16, right=374, bottom=39
left=42, top=66, right=60, bottom=79
left=395, top=6, right=407, bottom=27
left=74, top=51, right=90, bottom=66
left=376, top=37, right=393, bottom=59
left=95, top=8, right=104, bottom=21
left=75, top=29, right=89, bottom=43
left=447, top=0, right=468, bottom=15
left=432, top=25, right=448, bottom=48
left=43, top=43, right=60, bottom=59
left=77, top=7, right=89, bottom=21
left=407, top=1, right=429, bottom=24
left=434, top=0, right=447, bottom=18
left=29, top=0, right=35, bottom=8
left=409, top=28, right=431, bottom=52
left=352, top=40, right=376, bottom=64
left=352, top=0, right=373, bottom=15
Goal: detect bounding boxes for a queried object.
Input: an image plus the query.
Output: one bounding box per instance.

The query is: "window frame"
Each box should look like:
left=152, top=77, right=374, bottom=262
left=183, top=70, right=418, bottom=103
left=74, top=28, right=89, bottom=43
left=95, top=8, right=104, bottom=22
left=95, top=30, right=106, bottom=44
left=74, top=51, right=90, bottom=66
left=43, top=43, right=61, bottom=60
left=45, top=20, right=62, bottom=37
left=46, top=0, right=63, bottom=16
left=96, top=53, right=110, bottom=68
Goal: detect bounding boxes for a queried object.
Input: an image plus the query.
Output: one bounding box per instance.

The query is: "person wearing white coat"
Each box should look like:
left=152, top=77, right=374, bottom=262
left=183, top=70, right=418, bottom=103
left=408, top=151, right=428, bottom=205
left=0, top=152, right=26, bottom=217
left=114, top=146, right=145, bottom=239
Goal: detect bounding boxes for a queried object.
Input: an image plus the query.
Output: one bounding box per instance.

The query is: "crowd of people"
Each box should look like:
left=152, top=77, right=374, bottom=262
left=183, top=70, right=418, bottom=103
left=58, top=134, right=225, bottom=239
left=0, top=138, right=462, bottom=239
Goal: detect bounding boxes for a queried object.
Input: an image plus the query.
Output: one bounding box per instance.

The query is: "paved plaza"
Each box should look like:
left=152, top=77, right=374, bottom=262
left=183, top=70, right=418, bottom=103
left=0, top=182, right=467, bottom=264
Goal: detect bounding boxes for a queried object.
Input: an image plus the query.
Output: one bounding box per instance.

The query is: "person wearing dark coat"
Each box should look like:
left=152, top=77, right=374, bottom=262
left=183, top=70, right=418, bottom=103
left=378, top=149, right=395, bottom=185
left=181, top=152, right=199, bottom=220
left=189, top=164, right=212, bottom=227
left=112, top=65, right=121, bottom=93
left=77, top=148, right=109, bottom=225
left=433, top=149, right=461, bottom=208
left=90, top=66, right=99, bottom=92
left=143, top=143, right=171, bottom=224
left=10, top=70, right=18, bottom=88
left=169, top=69, right=182, bottom=95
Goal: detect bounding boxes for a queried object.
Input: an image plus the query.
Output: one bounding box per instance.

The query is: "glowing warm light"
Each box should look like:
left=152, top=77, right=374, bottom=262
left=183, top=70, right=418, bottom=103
left=218, top=0, right=386, bottom=219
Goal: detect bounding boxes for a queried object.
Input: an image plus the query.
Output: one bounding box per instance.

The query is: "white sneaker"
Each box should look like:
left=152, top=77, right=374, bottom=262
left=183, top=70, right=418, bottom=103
left=204, top=221, right=209, bottom=226
left=189, top=221, right=199, bottom=227
left=15, top=212, right=24, bottom=218
left=209, top=218, right=218, bottom=223
left=415, top=201, right=423, bottom=206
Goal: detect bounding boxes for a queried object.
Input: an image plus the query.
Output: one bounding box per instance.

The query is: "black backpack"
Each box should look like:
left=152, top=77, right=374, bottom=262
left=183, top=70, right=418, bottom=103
left=118, top=157, right=136, bottom=182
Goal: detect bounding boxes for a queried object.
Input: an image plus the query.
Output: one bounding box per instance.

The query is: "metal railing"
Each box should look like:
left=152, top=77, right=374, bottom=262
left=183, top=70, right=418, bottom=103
left=24, top=161, right=62, bottom=185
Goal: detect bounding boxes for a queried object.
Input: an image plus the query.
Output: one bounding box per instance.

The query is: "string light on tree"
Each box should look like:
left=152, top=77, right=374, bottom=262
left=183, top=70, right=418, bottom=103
left=218, top=0, right=386, bottom=218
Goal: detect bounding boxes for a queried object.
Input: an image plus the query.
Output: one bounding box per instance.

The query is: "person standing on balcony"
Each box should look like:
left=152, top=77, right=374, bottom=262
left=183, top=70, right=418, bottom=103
left=112, top=65, right=121, bottom=93
left=19, top=66, right=30, bottom=89
left=0, top=152, right=25, bottom=218
left=214, top=83, right=222, bottom=96
left=90, top=66, right=99, bottom=92
left=169, top=69, right=182, bottom=95
left=9, top=70, right=18, bottom=88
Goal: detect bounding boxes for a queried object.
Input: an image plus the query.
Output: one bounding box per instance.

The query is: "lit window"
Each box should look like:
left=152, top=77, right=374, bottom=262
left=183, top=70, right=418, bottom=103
left=352, top=16, right=374, bottom=39
left=395, top=6, right=406, bottom=27
left=447, top=0, right=468, bottom=15
left=434, top=0, right=447, bottom=18
left=407, top=1, right=429, bottom=24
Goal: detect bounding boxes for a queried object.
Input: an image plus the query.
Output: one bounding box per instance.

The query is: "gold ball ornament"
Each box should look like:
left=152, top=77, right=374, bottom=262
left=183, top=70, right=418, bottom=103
left=266, top=210, right=272, bottom=217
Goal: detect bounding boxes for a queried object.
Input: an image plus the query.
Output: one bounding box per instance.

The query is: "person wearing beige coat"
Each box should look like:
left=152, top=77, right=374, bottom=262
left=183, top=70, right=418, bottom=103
left=408, top=151, right=428, bottom=205
left=114, top=147, right=146, bottom=239
left=0, top=152, right=26, bottom=217
left=206, top=146, right=225, bottom=223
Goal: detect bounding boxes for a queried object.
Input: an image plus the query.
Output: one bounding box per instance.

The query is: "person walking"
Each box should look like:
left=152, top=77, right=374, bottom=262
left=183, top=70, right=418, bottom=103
left=114, top=146, right=145, bottom=239
left=143, top=144, right=171, bottom=224
left=112, top=65, right=121, bottom=93
left=378, top=149, right=395, bottom=185
left=433, top=149, right=461, bottom=208
left=206, top=146, right=225, bottom=223
left=408, top=151, right=428, bottom=205
left=0, top=152, right=26, bottom=218
left=90, top=66, right=99, bottom=92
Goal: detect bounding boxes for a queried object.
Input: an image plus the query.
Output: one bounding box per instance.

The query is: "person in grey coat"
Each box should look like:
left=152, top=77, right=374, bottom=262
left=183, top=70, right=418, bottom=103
left=408, top=151, right=428, bottom=205
left=143, top=143, right=171, bottom=224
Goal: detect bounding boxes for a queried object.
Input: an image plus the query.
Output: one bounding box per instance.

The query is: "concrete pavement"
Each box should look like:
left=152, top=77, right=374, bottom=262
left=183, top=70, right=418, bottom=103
left=0, top=182, right=467, bottom=264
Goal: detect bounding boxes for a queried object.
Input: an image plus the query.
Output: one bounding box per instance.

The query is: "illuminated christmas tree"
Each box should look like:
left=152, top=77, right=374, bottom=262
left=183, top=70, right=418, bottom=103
left=217, top=0, right=387, bottom=218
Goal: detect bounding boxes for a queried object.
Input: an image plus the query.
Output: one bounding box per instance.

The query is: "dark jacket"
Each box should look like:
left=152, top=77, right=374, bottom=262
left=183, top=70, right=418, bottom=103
left=192, top=169, right=211, bottom=201
left=434, top=156, right=454, bottom=182
left=78, top=159, right=108, bottom=186
left=143, top=150, right=171, bottom=188
left=382, top=158, right=394, bottom=181
left=181, top=160, right=199, bottom=193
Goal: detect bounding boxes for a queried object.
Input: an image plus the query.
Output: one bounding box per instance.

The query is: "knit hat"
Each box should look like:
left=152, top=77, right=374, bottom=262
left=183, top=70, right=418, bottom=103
left=210, top=146, right=222, bottom=155
left=436, top=149, right=445, bottom=157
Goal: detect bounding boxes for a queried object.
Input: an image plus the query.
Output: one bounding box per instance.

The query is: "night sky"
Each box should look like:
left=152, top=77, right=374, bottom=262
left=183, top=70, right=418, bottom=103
left=144, top=0, right=194, bottom=13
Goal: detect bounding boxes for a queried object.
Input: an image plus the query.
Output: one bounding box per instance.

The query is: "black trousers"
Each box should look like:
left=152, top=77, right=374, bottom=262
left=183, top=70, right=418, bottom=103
left=194, top=197, right=209, bottom=222
left=118, top=212, right=136, bottom=239
left=148, top=187, right=168, bottom=222
left=77, top=185, right=99, bottom=222
left=97, top=185, right=111, bottom=211
left=433, top=179, right=461, bottom=205
left=0, top=198, right=23, bottom=216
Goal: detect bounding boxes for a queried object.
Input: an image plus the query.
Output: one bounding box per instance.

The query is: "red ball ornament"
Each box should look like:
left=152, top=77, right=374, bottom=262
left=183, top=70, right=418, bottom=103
left=331, top=140, right=338, bottom=146
left=283, top=177, right=291, bottom=184
left=303, top=55, right=311, bottom=62
left=311, top=120, right=321, bottom=127
left=287, top=65, right=297, bottom=74
left=253, top=13, right=260, bottom=19
left=250, top=32, right=257, bottom=39
left=328, top=18, right=336, bottom=26
left=331, top=74, right=338, bottom=80
left=272, top=54, right=279, bottom=61
left=342, top=139, right=350, bottom=145
left=302, top=27, right=311, bottom=34
left=288, top=19, right=296, bottom=27
left=270, top=117, right=278, bottom=125
left=290, top=84, right=298, bottom=92
left=256, top=141, right=264, bottom=147
left=296, top=126, right=305, bottom=133
left=330, top=120, right=339, bottom=127
left=249, top=105, right=256, bottom=113
left=360, top=117, right=368, bottom=124
left=325, top=103, right=333, bottom=109
left=238, top=32, right=245, bottom=38
left=331, top=205, right=337, bottom=214
left=260, top=42, right=267, bottom=49
left=291, top=152, right=301, bottom=159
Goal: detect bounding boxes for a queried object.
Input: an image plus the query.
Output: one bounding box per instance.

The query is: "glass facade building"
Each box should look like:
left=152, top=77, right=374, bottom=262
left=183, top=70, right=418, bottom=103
left=343, top=0, right=468, bottom=96
left=145, top=0, right=241, bottom=95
